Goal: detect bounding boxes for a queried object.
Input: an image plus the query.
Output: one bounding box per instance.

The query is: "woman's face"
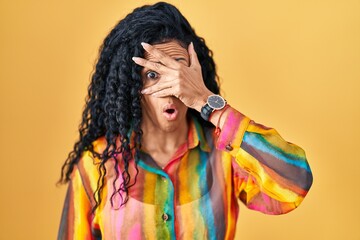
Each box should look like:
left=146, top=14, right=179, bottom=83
left=140, top=40, right=190, bottom=132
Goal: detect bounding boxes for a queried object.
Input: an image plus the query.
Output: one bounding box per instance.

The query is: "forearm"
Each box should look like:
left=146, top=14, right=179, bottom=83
left=208, top=104, right=313, bottom=213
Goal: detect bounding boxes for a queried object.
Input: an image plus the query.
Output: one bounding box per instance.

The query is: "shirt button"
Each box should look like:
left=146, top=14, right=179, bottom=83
left=162, top=213, right=169, bottom=222
left=226, top=144, right=233, bottom=151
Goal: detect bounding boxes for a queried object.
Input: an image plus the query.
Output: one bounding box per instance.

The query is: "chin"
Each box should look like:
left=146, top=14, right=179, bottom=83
left=159, top=119, right=183, bottom=132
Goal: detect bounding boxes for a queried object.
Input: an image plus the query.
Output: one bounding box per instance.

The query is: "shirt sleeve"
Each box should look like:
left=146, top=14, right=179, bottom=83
left=57, top=164, right=95, bottom=240
left=216, top=107, right=313, bottom=215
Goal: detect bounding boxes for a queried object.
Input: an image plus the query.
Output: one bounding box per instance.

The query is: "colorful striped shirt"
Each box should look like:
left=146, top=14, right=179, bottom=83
left=58, top=107, right=313, bottom=239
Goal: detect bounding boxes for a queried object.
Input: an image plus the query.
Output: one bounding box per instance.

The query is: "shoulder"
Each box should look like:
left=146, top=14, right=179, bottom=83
left=77, top=136, right=108, bottom=168
left=72, top=136, right=109, bottom=198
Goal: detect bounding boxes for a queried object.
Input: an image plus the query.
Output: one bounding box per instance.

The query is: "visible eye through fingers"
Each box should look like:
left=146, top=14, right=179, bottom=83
left=145, top=70, right=160, bottom=80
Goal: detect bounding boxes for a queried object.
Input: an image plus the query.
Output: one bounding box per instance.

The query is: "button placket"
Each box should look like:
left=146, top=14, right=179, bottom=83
left=225, top=143, right=233, bottom=151
left=154, top=172, right=176, bottom=237
left=162, top=213, right=169, bottom=223
left=157, top=174, right=172, bottom=224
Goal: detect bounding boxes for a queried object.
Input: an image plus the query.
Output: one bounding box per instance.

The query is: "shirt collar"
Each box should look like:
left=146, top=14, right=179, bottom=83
left=187, top=114, right=211, bottom=152
left=128, top=114, right=211, bottom=152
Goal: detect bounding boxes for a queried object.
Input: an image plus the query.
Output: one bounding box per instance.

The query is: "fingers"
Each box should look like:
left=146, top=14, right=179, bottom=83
left=132, top=57, right=168, bottom=73
left=141, top=42, right=181, bottom=69
left=188, top=42, right=201, bottom=68
left=151, top=88, right=178, bottom=98
left=141, top=80, right=175, bottom=95
left=132, top=41, right=182, bottom=73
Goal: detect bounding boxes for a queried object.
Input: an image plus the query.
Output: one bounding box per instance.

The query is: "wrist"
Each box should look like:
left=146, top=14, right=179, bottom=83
left=210, top=104, right=231, bottom=135
left=194, top=91, right=213, bottom=112
left=200, top=94, right=227, bottom=121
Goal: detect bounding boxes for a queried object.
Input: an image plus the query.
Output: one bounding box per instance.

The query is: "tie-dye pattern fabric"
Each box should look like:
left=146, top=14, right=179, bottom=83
left=58, top=107, right=313, bottom=240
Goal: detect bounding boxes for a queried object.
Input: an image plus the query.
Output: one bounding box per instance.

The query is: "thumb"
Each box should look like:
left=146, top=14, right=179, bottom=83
left=188, top=42, right=200, bottom=68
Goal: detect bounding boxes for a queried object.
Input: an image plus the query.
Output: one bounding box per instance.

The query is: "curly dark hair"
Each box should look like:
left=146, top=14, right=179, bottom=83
left=59, top=1, right=220, bottom=213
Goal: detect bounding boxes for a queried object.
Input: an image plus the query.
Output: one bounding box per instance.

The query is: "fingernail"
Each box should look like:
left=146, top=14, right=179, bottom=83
left=141, top=88, right=149, bottom=94
left=190, top=42, right=194, bottom=49
left=141, top=42, right=150, bottom=48
left=132, top=57, right=140, bottom=62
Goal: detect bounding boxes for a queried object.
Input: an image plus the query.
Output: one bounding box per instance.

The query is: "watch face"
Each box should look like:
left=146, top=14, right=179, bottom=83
left=208, top=95, right=225, bottom=110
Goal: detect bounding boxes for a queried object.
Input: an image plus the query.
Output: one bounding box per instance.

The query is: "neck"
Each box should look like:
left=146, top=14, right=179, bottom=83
left=140, top=119, right=188, bottom=156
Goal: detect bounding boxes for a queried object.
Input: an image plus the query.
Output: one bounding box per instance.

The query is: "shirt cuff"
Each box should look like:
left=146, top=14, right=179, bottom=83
left=216, top=107, right=251, bottom=155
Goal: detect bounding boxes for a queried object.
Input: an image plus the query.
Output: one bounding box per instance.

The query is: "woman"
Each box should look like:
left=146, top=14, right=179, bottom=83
left=58, top=2, right=313, bottom=239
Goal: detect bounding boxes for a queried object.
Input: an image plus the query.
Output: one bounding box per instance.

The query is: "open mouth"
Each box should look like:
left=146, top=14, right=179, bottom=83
left=163, top=104, right=178, bottom=121
left=165, top=109, right=175, bottom=114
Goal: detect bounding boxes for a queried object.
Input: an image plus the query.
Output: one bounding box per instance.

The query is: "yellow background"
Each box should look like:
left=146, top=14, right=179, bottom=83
left=0, top=0, right=359, bottom=239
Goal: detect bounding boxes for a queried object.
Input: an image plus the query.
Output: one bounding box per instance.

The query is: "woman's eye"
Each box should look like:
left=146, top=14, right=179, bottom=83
left=146, top=71, right=159, bottom=80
